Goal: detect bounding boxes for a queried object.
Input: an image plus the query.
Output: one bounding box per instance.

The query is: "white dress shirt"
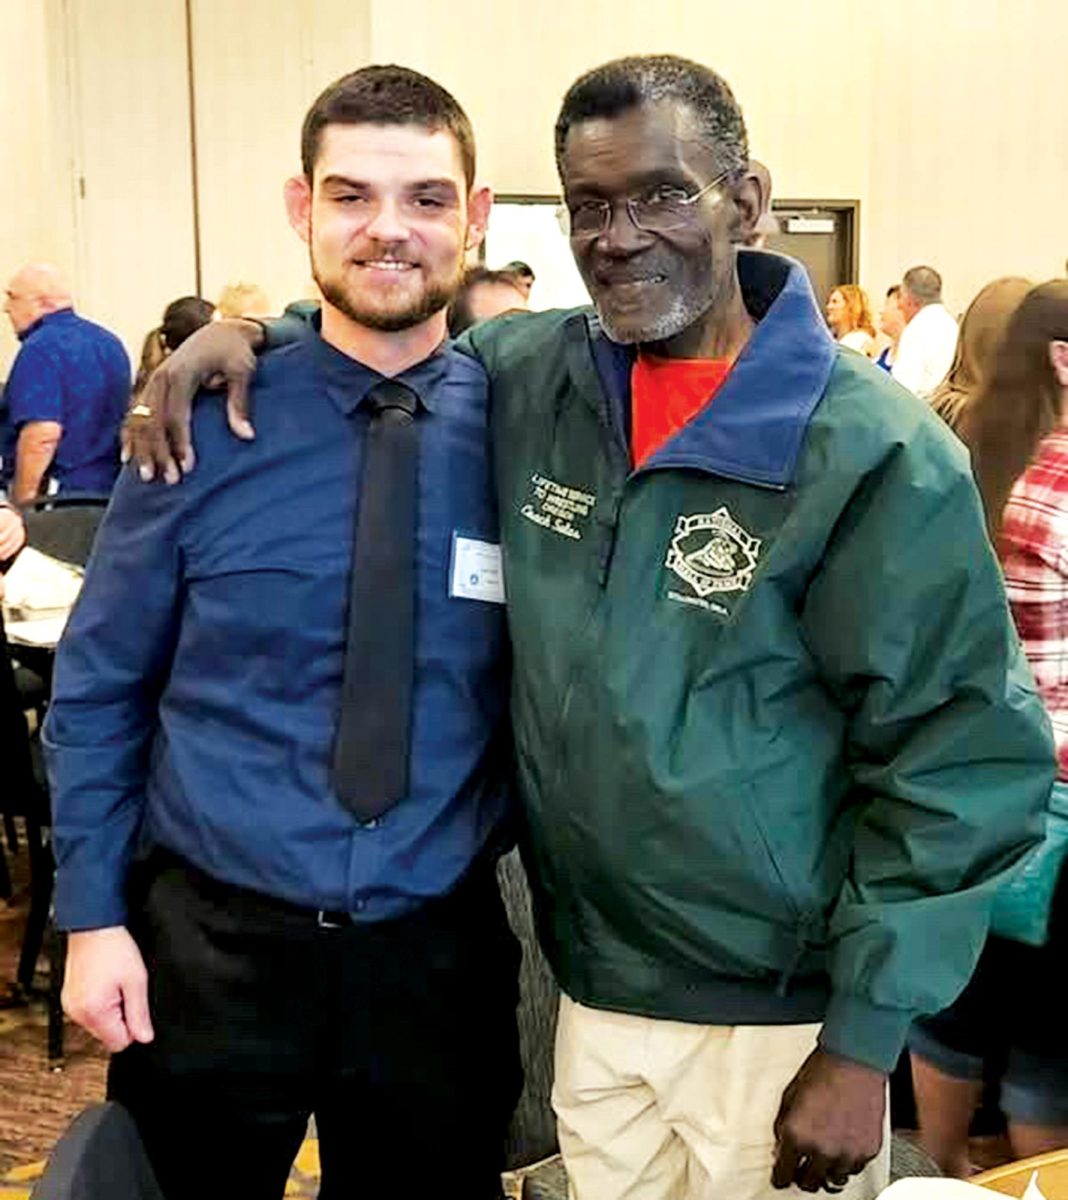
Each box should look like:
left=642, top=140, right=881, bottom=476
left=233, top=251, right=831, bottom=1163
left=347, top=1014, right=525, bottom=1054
left=891, top=303, right=959, bottom=399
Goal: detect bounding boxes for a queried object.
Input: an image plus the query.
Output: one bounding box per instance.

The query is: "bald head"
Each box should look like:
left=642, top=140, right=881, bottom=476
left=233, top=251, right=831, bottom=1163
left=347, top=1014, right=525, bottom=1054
left=4, top=263, right=73, bottom=334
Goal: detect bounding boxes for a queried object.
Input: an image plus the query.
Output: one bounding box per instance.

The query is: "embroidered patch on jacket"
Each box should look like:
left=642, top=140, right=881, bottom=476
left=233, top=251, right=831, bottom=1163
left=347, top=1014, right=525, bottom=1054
left=520, top=472, right=596, bottom=541
left=665, top=508, right=762, bottom=612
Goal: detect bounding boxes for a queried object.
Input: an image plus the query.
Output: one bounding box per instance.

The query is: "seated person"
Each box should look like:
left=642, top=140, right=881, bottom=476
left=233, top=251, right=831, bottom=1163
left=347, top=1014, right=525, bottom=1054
left=826, top=284, right=877, bottom=354
left=0, top=502, right=26, bottom=580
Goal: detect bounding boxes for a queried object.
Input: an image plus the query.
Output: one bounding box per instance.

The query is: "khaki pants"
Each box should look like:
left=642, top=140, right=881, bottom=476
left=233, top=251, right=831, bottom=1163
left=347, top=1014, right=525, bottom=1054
left=552, top=994, right=890, bottom=1200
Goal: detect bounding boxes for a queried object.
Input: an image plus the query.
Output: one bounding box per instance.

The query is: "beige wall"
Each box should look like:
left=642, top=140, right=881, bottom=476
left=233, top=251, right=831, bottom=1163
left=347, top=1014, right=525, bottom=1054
left=0, top=0, right=73, bottom=373
left=64, top=0, right=197, bottom=372
left=2, top=0, right=1065, bottom=378
left=190, top=0, right=370, bottom=318
left=372, top=0, right=1068, bottom=315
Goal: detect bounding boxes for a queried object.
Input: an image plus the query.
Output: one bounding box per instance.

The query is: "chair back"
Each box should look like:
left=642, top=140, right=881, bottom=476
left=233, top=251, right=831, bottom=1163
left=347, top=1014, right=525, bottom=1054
left=498, top=848, right=559, bottom=1169
left=0, top=607, right=40, bottom=810
left=971, top=1148, right=1068, bottom=1197
left=24, top=496, right=109, bottom=569
left=30, top=1103, right=164, bottom=1200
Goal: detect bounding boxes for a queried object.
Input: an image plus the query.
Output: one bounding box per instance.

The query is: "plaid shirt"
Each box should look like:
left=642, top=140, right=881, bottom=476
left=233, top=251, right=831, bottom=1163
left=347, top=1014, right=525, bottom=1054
left=1001, top=427, right=1068, bottom=780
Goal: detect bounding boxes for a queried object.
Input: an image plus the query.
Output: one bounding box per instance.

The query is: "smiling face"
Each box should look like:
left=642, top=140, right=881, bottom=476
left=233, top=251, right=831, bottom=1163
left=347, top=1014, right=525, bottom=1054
left=285, top=122, right=489, bottom=334
left=560, top=101, right=746, bottom=346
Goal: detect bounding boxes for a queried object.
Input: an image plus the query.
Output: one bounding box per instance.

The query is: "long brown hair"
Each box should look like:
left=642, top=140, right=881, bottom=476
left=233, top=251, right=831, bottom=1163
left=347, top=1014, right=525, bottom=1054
left=929, top=276, right=1031, bottom=430
left=958, top=280, right=1068, bottom=536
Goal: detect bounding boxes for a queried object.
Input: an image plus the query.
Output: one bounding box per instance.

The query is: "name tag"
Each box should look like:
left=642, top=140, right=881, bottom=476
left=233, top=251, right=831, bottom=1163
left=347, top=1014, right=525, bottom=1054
left=450, top=534, right=506, bottom=604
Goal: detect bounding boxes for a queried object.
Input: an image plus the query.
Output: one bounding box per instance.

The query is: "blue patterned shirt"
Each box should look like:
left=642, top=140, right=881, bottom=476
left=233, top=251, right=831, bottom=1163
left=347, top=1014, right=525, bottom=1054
left=5, top=309, right=130, bottom=495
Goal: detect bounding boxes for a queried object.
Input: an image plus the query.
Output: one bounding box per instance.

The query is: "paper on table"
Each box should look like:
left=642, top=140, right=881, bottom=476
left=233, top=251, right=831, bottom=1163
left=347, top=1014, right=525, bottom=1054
left=2, top=546, right=83, bottom=614
left=877, top=1172, right=1049, bottom=1199
left=4, top=614, right=69, bottom=647
left=1024, top=1170, right=1048, bottom=1200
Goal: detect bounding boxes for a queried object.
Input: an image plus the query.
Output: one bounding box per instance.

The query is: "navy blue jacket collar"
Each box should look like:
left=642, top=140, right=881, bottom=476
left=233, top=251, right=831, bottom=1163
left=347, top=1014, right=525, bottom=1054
left=307, top=330, right=450, bottom=416
left=18, top=307, right=76, bottom=343
left=574, top=250, right=836, bottom=489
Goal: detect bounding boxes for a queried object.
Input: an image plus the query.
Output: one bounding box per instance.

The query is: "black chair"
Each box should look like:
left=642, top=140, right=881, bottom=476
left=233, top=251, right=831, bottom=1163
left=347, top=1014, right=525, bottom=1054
left=0, top=606, right=62, bottom=1057
left=3, top=495, right=107, bottom=1062
left=23, top=494, right=108, bottom=568
left=30, top=1103, right=165, bottom=1200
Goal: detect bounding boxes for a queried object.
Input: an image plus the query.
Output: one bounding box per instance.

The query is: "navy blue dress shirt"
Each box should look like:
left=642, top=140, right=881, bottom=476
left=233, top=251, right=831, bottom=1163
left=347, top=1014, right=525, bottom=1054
left=45, top=334, right=512, bottom=930
left=5, top=309, right=130, bottom=495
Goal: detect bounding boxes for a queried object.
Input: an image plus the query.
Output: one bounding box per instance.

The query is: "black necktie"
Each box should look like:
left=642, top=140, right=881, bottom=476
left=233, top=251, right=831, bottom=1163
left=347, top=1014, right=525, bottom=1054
left=331, top=379, right=419, bottom=820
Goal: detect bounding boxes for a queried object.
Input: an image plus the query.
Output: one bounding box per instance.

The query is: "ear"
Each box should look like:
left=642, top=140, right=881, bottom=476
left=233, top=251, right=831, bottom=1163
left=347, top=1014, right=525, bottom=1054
left=1050, top=340, right=1068, bottom=388
left=284, top=175, right=313, bottom=243
left=464, top=185, right=493, bottom=252
left=730, top=171, right=763, bottom=245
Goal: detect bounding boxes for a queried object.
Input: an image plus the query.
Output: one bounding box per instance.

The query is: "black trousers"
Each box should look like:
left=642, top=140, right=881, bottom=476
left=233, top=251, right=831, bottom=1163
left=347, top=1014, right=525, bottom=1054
left=108, top=851, right=522, bottom=1200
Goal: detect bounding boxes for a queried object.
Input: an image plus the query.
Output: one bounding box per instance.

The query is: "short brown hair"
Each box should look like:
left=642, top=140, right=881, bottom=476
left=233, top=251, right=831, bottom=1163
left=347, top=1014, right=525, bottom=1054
left=301, top=64, right=476, bottom=187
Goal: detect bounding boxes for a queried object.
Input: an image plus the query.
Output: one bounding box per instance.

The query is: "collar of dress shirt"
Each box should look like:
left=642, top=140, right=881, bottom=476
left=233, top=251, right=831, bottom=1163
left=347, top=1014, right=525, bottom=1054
left=308, top=331, right=450, bottom=417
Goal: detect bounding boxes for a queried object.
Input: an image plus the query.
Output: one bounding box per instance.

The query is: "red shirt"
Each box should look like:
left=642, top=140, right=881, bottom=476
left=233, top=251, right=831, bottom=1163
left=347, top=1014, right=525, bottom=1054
left=1001, top=427, right=1068, bottom=780
left=631, top=353, right=731, bottom=468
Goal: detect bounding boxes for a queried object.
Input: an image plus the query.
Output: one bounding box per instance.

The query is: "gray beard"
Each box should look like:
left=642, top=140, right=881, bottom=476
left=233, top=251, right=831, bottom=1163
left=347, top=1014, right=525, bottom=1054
left=598, top=288, right=715, bottom=345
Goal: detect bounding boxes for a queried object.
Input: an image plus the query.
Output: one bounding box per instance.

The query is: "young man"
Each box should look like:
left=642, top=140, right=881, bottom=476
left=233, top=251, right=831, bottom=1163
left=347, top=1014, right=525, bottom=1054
left=128, top=56, right=1052, bottom=1200
left=47, top=67, right=520, bottom=1200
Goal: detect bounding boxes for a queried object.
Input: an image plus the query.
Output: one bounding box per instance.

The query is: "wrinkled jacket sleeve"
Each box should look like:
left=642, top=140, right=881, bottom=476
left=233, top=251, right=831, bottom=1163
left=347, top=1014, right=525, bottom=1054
left=44, top=468, right=184, bottom=931
left=801, top=422, right=1054, bottom=1072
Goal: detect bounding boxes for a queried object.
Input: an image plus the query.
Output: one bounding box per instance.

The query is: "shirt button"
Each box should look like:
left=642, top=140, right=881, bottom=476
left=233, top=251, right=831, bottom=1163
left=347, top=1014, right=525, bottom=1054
left=362, top=817, right=380, bottom=830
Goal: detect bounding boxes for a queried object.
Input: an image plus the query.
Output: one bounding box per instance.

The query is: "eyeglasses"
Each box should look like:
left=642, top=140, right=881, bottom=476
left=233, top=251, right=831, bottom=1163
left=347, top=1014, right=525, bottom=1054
left=560, top=171, right=734, bottom=240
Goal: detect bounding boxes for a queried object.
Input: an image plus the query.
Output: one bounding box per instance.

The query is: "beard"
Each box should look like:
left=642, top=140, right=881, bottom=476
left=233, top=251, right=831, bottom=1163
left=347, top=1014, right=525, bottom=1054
left=596, top=286, right=717, bottom=345
left=310, top=241, right=465, bottom=334
left=588, top=256, right=732, bottom=347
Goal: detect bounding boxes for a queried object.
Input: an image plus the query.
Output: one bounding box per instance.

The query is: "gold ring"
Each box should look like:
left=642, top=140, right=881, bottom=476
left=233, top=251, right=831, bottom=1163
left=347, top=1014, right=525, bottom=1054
left=129, top=403, right=153, bottom=418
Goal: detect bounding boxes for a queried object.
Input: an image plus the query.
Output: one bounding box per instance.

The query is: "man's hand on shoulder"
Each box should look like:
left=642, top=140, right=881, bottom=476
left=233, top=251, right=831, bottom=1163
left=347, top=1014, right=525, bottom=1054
left=772, top=1047, right=886, bottom=1194
left=125, top=318, right=264, bottom=484
left=62, top=926, right=155, bottom=1053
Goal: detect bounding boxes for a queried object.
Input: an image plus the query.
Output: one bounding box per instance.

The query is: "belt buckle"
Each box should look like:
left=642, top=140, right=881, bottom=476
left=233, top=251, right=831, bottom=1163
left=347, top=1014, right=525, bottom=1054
left=316, top=910, right=346, bottom=930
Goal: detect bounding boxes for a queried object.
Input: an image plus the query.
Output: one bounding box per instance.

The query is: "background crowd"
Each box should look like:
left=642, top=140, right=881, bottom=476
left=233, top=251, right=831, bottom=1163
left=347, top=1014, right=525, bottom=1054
left=1, top=51, right=1068, bottom=1199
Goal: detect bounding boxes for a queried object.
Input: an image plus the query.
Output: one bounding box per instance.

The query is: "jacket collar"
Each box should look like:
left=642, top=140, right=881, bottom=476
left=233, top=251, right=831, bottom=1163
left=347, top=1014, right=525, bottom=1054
left=573, top=250, right=836, bottom=489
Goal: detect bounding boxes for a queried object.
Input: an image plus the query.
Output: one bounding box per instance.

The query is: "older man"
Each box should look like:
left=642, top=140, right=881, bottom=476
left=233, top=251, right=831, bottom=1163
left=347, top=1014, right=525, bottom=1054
left=128, top=55, right=1051, bottom=1200
left=2, top=265, right=129, bottom=504
left=890, top=265, right=959, bottom=399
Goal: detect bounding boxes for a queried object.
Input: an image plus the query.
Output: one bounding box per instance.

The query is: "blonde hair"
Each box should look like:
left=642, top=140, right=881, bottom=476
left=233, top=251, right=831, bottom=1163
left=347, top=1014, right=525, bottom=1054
left=215, top=282, right=272, bottom=319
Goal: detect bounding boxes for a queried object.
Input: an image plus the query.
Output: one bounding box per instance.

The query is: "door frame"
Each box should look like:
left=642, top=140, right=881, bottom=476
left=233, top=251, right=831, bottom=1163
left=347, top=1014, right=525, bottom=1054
left=770, top=199, right=860, bottom=284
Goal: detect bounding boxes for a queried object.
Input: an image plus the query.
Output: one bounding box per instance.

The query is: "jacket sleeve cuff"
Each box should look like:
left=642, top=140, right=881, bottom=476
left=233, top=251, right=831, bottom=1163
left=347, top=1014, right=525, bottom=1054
left=818, top=992, right=916, bottom=1072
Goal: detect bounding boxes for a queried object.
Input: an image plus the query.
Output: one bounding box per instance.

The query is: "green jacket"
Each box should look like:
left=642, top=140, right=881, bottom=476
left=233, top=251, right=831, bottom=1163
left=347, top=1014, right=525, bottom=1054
left=466, top=252, right=1054, bottom=1072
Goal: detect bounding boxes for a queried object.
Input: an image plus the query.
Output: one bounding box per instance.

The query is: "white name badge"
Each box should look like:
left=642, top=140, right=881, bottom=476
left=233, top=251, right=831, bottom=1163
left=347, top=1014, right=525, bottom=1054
left=450, top=534, right=506, bottom=604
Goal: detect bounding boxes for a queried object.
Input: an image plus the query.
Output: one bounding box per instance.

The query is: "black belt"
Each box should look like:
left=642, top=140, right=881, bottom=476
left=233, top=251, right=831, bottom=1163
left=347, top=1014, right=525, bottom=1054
left=143, top=845, right=497, bottom=931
